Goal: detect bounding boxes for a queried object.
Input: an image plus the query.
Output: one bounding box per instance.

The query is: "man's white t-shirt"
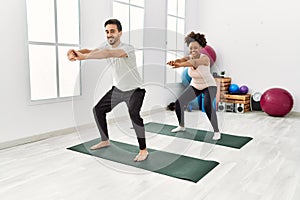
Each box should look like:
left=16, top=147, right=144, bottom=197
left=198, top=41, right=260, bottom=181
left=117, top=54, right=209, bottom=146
left=98, top=42, right=143, bottom=91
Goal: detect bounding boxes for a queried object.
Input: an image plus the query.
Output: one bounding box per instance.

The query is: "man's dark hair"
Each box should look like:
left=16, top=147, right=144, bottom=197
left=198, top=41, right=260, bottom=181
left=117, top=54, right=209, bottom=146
left=104, top=19, right=122, bottom=32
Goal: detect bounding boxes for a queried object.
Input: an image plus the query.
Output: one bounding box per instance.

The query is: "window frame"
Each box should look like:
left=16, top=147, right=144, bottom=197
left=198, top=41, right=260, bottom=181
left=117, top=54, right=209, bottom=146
left=165, top=0, right=186, bottom=85
left=25, top=0, right=82, bottom=103
left=112, top=0, right=145, bottom=80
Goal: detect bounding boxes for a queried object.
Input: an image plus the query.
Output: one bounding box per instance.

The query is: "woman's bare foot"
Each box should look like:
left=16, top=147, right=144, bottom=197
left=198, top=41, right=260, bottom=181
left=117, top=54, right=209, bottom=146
left=90, top=140, right=110, bottom=150
left=134, top=149, right=149, bottom=162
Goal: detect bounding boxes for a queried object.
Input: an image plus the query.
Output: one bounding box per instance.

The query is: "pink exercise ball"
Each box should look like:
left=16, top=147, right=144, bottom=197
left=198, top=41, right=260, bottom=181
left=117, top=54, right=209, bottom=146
left=200, top=45, right=216, bottom=66
left=260, top=88, right=294, bottom=117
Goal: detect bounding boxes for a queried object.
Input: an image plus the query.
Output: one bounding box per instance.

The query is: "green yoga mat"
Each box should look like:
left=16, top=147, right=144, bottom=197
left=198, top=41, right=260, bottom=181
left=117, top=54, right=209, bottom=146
left=145, top=122, right=253, bottom=149
left=67, top=139, right=219, bottom=183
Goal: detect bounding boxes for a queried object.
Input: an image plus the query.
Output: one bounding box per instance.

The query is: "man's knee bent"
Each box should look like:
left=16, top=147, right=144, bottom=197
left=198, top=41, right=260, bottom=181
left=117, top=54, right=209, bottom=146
left=93, top=105, right=107, bottom=117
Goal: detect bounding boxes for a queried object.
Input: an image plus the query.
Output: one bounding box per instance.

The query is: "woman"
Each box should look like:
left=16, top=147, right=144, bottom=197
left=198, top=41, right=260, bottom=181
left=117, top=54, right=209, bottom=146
left=167, top=31, right=221, bottom=140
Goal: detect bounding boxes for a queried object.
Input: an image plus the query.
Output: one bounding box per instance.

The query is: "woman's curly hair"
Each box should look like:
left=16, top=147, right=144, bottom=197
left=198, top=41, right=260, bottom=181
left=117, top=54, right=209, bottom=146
left=185, top=31, right=207, bottom=47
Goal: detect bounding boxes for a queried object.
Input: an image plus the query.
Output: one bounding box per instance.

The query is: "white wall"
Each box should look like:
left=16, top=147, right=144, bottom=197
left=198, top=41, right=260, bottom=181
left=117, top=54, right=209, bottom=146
left=72, top=0, right=113, bottom=127
left=196, top=0, right=299, bottom=111
left=0, top=0, right=112, bottom=145
left=0, top=0, right=73, bottom=144
left=0, top=0, right=187, bottom=146
left=1, top=0, right=299, bottom=146
left=142, top=0, right=176, bottom=112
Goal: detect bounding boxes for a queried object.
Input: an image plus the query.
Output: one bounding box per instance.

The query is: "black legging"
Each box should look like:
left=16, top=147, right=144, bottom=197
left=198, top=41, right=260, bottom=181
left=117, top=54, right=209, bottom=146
left=93, top=86, right=146, bottom=150
left=175, top=86, right=219, bottom=132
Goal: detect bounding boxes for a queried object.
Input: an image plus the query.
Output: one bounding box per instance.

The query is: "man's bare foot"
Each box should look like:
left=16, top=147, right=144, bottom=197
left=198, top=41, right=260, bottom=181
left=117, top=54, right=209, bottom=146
left=134, top=149, right=149, bottom=162
left=90, top=140, right=110, bottom=150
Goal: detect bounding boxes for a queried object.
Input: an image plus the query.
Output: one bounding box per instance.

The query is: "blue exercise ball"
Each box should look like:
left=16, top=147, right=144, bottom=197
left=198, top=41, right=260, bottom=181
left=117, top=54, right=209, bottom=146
left=181, top=67, right=191, bottom=87
left=187, top=95, right=202, bottom=111
left=201, top=94, right=217, bottom=112
left=229, top=84, right=240, bottom=94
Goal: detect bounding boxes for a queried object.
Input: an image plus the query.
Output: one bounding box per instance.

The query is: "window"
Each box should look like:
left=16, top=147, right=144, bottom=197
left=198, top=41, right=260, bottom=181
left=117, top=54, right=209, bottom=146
left=26, top=0, right=81, bottom=101
left=113, top=0, right=145, bottom=78
left=166, top=0, right=185, bottom=84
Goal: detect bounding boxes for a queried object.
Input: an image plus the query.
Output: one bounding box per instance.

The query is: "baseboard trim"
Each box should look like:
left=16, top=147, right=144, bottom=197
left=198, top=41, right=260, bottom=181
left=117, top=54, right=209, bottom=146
left=0, top=107, right=166, bottom=150
left=0, top=126, right=77, bottom=150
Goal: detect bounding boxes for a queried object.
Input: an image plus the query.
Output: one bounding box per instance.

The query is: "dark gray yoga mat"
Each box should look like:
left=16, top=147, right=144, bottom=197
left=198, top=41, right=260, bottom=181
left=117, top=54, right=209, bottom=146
left=67, top=139, right=219, bottom=183
left=145, top=122, right=253, bottom=149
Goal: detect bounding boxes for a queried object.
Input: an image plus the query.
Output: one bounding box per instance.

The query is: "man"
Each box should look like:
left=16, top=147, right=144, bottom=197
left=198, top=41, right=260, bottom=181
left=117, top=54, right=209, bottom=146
left=67, top=19, right=148, bottom=162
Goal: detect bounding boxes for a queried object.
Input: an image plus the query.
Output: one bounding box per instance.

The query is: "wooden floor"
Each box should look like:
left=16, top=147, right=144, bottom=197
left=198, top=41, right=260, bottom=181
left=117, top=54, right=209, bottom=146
left=1, top=110, right=300, bottom=200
